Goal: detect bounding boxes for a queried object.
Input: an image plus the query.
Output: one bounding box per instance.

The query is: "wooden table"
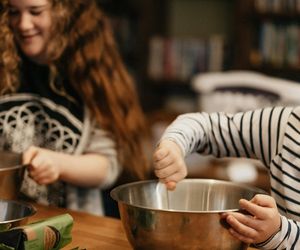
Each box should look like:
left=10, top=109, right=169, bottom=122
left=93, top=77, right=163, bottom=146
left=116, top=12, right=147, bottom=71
left=29, top=203, right=257, bottom=250
left=28, top=203, right=131, bottom=250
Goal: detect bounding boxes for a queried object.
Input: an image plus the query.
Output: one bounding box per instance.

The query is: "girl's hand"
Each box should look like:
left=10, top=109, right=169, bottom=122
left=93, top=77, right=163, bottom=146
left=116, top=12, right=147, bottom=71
left=222, top=194, right=281, bottom=244
left=23, top=146, right=63, bottom=185
left=153, top=139, right=187, bottom=190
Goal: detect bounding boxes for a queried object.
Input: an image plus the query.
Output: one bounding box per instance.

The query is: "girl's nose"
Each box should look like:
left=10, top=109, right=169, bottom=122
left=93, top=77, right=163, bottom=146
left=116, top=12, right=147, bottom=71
left=17, top=13, right=34, bottom=31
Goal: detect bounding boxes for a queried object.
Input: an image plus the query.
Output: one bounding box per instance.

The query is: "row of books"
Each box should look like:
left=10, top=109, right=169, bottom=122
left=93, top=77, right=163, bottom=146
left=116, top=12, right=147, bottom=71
left=254, top=0, right=300, bottom=14
left=147, top=36, right=224, bottom=81
left=258, top=22, right=300, bottom=67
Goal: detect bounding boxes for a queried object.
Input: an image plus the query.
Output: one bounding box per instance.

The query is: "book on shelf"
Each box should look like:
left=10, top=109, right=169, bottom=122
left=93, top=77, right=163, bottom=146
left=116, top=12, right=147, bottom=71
left=147, top=36, right=224, bottom=82
left=258, top=21, right=300, bottom=68
left=208, top=35, right=224, bottom=72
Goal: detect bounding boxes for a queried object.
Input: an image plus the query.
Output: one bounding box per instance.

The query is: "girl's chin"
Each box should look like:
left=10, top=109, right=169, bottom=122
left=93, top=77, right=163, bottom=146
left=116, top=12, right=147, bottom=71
left=23, top=51, right=40, bottom=59
left=21, top=49, right=48, bottom=64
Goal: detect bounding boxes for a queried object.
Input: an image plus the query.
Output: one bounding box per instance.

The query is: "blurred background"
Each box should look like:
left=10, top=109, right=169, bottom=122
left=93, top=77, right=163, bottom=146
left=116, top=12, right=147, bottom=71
left=98, top=0, right=300, bottom=192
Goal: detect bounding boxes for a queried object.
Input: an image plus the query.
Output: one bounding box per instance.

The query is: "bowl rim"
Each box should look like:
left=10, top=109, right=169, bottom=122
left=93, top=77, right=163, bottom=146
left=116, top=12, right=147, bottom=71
left=0, top=164, right=25, bottom=172
left=0, top=199, right=37, bottom=224
left=110, top=178, right=268, bottom=213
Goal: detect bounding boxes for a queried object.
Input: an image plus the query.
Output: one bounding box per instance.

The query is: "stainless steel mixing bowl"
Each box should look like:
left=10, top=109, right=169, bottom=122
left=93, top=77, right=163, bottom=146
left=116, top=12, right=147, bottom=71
left=0, top=199, right=36, bottom=232
left=111, top=179, right=267, bottom=250
left=0, top=151, right=25, bottom=200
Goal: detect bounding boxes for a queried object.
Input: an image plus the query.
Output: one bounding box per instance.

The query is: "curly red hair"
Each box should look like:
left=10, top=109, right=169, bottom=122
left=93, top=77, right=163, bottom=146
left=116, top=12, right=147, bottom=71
left=0, top=0, right=150, bottom=181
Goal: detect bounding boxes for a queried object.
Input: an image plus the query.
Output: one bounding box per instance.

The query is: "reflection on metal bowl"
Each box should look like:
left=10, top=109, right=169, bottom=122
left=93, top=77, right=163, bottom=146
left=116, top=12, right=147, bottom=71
left=0, top=151, right=25, bottom=200
left=0, top=199, right=36, bottom=231
left=111, top=179, right=266, bottom=250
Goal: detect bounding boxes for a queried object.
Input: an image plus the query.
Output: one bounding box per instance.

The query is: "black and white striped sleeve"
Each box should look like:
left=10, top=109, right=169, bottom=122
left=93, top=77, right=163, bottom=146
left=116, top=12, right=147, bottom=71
left=254, top=216, right=300, bottom=249
left=161, top=106, right=293, bottom=166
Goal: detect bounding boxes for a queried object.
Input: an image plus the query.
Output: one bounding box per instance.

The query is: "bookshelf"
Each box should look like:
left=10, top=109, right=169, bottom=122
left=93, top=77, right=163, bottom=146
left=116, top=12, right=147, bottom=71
left=99, top=0, right=237, bottom=112
left=234, top=0, right=300, bottom=82
left=146, top=0, right=236, bottom=112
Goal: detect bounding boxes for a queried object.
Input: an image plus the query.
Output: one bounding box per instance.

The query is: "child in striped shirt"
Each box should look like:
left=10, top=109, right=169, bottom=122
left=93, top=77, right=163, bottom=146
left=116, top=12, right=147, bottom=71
left=153, top=107, right=300, bottom=249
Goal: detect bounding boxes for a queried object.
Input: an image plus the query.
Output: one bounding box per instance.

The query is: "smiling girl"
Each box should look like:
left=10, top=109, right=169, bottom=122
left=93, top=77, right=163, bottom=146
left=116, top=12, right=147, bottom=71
left=0, top=0, right=150, bottom=215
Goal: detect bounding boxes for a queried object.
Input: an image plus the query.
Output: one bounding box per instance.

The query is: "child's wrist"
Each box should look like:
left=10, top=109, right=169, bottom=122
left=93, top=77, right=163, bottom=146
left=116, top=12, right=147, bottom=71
left=253, top=216, right=282, bottom=247
left=164, top=138, right=185, bottom=157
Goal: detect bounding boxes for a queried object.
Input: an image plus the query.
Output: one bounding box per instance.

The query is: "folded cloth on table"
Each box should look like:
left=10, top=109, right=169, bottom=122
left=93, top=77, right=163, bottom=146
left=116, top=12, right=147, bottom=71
left=0, top=214, right=73, bottom=250
left=0, top=229, right=24, bottom=249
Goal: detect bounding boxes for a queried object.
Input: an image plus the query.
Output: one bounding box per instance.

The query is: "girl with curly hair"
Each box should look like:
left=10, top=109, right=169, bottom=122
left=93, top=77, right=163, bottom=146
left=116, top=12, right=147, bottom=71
left=0, top=0, right=150, bottom=215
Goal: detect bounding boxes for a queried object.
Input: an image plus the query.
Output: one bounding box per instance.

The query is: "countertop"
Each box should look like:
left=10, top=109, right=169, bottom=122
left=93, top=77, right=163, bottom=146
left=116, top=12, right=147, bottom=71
left=28, top=203, right=131, bottom=250
left=28, top=203, right=257, bottom=250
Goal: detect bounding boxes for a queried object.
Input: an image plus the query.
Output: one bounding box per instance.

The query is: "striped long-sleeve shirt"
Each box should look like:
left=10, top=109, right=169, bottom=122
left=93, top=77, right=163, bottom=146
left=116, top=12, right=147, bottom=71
left=161, top=106, right=300, bottom=249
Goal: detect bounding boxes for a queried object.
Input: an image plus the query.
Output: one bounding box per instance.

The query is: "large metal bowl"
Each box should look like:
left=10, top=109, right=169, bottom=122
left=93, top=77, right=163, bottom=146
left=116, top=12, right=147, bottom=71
left=0, top=151, right=25, bottom=200
left=111, top=179, right=267, bottom=250
left=0, top=199, right=36, bottom=231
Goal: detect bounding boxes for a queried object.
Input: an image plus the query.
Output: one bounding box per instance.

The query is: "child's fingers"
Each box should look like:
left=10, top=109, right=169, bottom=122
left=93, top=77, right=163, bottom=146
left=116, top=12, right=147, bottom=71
left=239, top=197, right=273, bottom=219
left=226, top=214, right=257, bottom=240
left=165, top=170, right=187, bottom=183
left=23, top=146, right=39, bottom=165
left=153, top=154, right=174, bottom=170
left=249, top=194, right=275, bottom=208
left=154, top=164, right=177, bottom=179
left=166, top=181, right=176, bottom=191
left=227, top=212, right=260, bottom=230
left=228, top=227, right=254, bottom=244
left=153, top=147, right=169, bottom=162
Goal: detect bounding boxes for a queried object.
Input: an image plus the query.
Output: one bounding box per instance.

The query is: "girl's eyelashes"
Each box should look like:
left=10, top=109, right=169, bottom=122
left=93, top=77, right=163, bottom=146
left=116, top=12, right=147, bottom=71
left=30, top=10, right=43, bottom=16
left=8, top=8, right=45, bottom=17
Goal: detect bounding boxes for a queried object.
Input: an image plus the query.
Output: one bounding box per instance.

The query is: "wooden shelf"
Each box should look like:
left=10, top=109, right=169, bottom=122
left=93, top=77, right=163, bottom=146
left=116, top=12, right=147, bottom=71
left=252, top=12, right=300, bottom=22
left=250, top=63, right=300, bottom=72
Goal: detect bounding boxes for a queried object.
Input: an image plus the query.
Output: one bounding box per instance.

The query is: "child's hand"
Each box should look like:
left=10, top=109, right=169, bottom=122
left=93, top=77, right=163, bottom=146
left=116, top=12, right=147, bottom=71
left=153, top=139, right=187, bottom=190
left=222, top=194, right=281, bottom=244
left=23, top=146, right=62, bottom=185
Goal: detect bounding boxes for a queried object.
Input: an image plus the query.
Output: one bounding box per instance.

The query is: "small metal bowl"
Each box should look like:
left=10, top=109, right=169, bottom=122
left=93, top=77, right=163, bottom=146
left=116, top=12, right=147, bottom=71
left=111, top=179, right=267, bottom=250
left=0, top=151, right=26, bottom=200
left=0, top=200, right=36, bottom=232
